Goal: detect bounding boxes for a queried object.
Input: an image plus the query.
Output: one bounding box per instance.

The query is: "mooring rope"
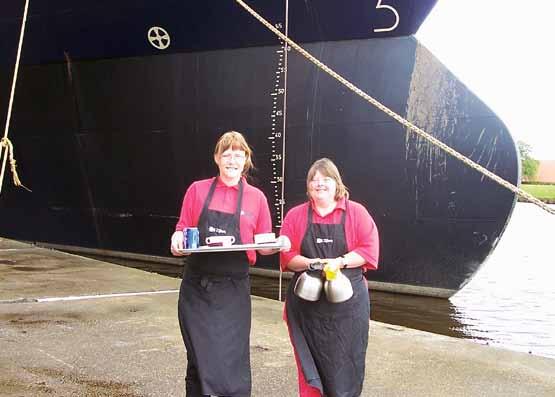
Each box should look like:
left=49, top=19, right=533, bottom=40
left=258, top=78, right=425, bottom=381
left=0, top=0, right=31, bottom=196
left=234, top=0, right=555, bottom=216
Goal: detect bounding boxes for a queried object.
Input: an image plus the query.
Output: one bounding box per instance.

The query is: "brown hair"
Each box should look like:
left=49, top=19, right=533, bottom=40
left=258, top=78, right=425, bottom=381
left=306, top=158, right=349, bottom=201
left=214, top=131, right=254, bottom=176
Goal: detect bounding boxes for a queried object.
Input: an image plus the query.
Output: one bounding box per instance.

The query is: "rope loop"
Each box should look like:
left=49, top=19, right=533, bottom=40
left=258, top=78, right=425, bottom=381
left=0, top=137, right=31, bottom=192
left=234, top=0, right=555, bottom=216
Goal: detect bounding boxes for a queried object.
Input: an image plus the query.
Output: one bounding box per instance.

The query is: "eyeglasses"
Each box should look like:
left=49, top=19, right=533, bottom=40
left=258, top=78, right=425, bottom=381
left=310, top=177, right=335, bottom=185
left=220, top=153, right=246, bottom=161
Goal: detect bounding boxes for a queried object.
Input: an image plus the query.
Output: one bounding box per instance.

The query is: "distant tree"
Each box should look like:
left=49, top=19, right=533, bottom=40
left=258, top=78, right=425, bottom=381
left=517, top=140, right=539, bottom=181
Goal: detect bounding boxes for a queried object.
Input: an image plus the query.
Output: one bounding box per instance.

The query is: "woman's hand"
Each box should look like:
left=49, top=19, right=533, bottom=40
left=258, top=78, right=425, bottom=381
left=258, top=235, right=291, bottom=255
left=170, top=230, right=189, bottom=256
left=277, top=235, right=291, bottom=252
left=323, top=257, right=343, bottom=272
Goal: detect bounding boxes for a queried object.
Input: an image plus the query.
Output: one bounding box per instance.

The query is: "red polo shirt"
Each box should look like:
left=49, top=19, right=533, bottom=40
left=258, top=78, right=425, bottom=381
left=175, top=177, right=272, bottom=264
left=279, top=198, right=379, bottom=271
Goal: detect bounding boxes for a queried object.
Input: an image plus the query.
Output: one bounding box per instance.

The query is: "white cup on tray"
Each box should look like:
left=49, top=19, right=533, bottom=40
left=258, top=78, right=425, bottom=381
left=205, top=235, right=236, bottom=247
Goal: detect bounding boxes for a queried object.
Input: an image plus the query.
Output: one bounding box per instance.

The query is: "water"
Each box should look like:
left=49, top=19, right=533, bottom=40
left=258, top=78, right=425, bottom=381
left=95, top=203, right=555, bottom=360
left=446, top=203, right=555, bottom=358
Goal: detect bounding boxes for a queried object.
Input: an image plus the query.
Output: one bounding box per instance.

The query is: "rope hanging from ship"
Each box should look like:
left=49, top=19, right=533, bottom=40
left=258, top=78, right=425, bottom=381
left=0, top=0, right=31, bottom=196
left=234, top=0, right=555, bottom=216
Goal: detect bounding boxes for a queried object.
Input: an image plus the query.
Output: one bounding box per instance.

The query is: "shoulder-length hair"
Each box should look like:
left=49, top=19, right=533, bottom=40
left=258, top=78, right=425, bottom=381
left=214, top=131, right=254, bottom=176
left=306, top=158, right=349, bottom=201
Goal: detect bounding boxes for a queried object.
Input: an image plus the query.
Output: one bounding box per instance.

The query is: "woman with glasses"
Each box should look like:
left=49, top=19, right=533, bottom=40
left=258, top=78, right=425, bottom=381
left=279, top=158, right=379, bottom=397
left=170, top=131, right=290, bottom=397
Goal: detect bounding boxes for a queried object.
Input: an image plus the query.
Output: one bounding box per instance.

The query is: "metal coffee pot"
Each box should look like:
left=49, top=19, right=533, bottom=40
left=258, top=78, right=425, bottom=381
left=294, top=262, right=324, bottom=301
left=324, top=265, right=353, bottom=303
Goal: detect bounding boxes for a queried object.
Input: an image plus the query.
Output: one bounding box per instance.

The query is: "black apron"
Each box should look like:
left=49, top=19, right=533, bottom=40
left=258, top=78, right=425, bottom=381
left=286, top=202, right=370, bottom=397
left=178, top=177, right=251, bottom=397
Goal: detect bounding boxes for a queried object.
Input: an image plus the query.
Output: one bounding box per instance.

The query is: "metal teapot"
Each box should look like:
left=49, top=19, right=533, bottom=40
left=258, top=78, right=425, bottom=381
left=294, top=262, right=324, bottom=301
left=324, top=265, right=353, bottom=303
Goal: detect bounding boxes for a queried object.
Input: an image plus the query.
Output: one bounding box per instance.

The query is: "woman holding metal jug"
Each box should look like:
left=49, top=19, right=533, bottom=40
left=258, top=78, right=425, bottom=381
left=279, top=158, right=379, bottom=397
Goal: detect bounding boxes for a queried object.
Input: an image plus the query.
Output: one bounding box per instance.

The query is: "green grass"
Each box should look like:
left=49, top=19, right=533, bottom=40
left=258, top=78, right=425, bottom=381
left=520, top=184, right=555, bottom=203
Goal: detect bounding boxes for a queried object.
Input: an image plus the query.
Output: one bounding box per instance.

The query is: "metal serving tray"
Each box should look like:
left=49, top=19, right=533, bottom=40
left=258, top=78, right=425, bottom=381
left=177, top=242, right=283, bottom=254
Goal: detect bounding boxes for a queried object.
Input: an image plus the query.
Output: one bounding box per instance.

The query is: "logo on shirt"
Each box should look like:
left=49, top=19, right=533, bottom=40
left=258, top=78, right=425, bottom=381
left=208, top=226, right=227, bottom=234
left=316, top=238, right=334, bottom=244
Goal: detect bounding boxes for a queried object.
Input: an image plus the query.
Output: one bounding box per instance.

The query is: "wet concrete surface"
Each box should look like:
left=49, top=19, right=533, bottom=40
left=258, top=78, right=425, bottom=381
left=2, top=237, right=555, bottom=396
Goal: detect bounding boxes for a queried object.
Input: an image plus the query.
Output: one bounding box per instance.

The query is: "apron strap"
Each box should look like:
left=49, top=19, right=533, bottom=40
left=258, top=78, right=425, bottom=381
left=234, top=178, right=244, bottom=219
left=340, top=199, right=348, bottom=225
left=199, top=177, right=219, bottom=218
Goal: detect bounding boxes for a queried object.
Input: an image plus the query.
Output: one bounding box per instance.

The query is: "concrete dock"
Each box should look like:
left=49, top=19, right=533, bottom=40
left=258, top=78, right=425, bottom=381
left=1, top=237, right=554, bottom=396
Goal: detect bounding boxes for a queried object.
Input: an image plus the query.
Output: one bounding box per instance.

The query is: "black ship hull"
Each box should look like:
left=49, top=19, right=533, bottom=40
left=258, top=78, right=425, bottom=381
left=0, top=1, right=518, bottom=297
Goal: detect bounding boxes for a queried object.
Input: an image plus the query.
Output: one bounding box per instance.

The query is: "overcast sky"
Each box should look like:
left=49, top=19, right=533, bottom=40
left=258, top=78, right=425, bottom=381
left=415, top=0, right=555, bottom=160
